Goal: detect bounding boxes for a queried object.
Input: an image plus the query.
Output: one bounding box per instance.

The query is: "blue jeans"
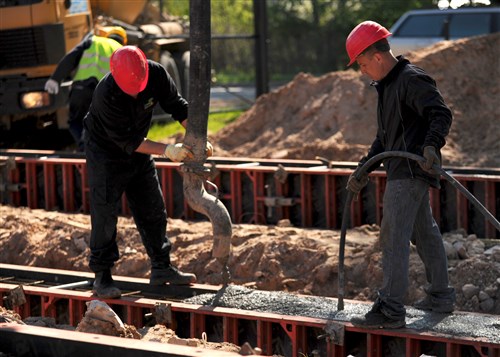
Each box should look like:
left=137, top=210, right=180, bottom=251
left=377, top=179, right=455, bottom=319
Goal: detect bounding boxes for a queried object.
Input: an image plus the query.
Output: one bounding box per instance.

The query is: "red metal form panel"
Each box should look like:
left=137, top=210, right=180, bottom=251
left=367, top=333, right=382, bottom=357
left=123, top=304, right=143, bottom=327
left=406, top=338, right=421, bottom=357
left=8, top=167, right=21, bottom=206
left=25, top=162, right=38, bottom=209
left=230, top=171, right=242, bottom=223
left=62, top=164, right=75, bottom=212
left=223, top=316, right=238, bottom=345
left=41, top=295, right=57, bottom=319
left=253, top=171, right=267, bottom=225
left=325, top=175, right=338, bottom=229
left=69, top=299, right=86, bottom=326
left=190, top=312, right=206, bottom=339
left=446, top=342, right=461, bottom=357
left=456, top=179, right=469, bottom=231
left=1, top=282, right=500, bottom=357
left=0, top=322, right=244, bottom=357
left=43, top=163, right=56, bottom=210
left=301, top=174, right=313, bottom=227
left=257, top=320, right=272, bottom=356
left=3, top=154, right=500, bottom=235
left=350, top=193, right=363, bottom=227
left=326, top=341, right=346, bottom=357
left=485, top=181, right=497, bottom=238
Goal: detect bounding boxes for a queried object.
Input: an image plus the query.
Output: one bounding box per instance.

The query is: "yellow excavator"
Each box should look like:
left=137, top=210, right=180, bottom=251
left=0, top=0, right=189, bottom=147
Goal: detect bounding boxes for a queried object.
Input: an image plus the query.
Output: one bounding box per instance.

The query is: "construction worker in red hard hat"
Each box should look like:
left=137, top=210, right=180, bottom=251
left=45, top=26, right=127, bottom=151
left=82, top=45, right=213, bottom=299
left=345, top=21, right=455, bottom=329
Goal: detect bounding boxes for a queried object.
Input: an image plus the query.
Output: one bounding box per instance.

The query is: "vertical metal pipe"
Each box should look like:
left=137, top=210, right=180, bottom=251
left=183, top=0, right=232, bottom=281
left=253, top=0, right=269, bottom=97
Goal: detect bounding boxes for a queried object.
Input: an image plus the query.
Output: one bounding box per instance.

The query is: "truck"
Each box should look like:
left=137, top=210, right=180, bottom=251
left=0, top=0, right=190, bottom=149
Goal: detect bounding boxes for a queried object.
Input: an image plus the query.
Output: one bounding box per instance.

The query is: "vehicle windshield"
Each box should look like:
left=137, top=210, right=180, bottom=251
left=0, top=0, right=43, bottom=7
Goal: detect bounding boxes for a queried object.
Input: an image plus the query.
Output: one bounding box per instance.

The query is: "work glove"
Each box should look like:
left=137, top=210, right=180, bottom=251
left=346, top=167, right=369, bottom=194
left=206, top=140, right=214, bottom=157
left=419, top=146, right=440, bottom=174
left=162, top=143, right=193, bottom=162
left=44, top=79, right=59, bottom=95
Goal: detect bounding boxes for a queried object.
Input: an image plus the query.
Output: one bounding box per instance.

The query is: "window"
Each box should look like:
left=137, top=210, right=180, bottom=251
left=449, top=13, right=491, bottom=37
left=396, top=14, right=447, bottom=37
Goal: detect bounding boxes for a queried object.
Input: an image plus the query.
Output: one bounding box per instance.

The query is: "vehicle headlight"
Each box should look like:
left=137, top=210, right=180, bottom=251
left=20, top=92, right=51, bottom=109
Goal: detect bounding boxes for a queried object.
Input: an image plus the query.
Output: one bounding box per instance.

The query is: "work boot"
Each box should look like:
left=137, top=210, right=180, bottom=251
left=92, top=270, right=122, bottom=299
left=150, top=265, right=197, bottom=286
left=351, top=310, right=406, bottom=329
left=414, top=296, right=454, bottom=313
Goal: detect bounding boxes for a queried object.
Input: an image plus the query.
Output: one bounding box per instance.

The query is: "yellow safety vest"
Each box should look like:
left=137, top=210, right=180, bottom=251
left=73, top=36, right=122, bottom=82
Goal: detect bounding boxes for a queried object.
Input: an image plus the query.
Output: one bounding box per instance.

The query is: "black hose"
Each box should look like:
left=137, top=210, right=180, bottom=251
left=337, top=151, right=500, bottom=311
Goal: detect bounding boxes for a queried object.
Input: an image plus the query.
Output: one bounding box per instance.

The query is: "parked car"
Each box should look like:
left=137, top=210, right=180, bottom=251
left=388, top=7, right=500, bottom=55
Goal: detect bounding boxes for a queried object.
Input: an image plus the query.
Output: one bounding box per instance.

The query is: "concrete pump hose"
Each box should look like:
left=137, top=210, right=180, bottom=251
left=337, top=151, right=500, bottom=311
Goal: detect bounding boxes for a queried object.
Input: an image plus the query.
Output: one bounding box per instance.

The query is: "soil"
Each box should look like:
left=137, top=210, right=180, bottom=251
left=212, top=33, right=500, bottom=168
left=1, top=205, right=499, bottom=316
left=1, top=34, right=500, bottom=351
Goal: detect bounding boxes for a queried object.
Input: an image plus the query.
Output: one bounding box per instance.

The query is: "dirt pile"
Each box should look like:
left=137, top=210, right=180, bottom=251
left=213, top=33, right=500, bottom=167
left=1, top=205, right=499, bottom=315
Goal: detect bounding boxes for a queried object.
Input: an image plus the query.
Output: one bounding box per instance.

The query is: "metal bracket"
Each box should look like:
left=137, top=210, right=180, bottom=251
left=263, top=196, right=295, bottom=207
left=154, top=302, right=172, bottom=325
left=323, top=321, right=345, bottom=346
left=274, top=164, right=288, bottom=184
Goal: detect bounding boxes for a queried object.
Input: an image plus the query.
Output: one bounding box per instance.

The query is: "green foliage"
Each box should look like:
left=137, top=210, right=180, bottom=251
left=147, top=110, right=243, bottom=141
left=160, top=0, right=496, bottom=79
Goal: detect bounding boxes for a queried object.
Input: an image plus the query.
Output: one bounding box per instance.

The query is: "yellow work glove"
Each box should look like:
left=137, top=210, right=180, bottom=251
left=418, top=146, right=440, bottom=173
left=162, top=144, right=193, bottom=162
left=206, top=140, right=214, bottom=157
left=346, top=167, right=369, bottom=194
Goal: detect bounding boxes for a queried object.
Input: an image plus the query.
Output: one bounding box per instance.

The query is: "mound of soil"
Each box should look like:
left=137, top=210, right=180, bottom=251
left=213, top=33, right=500, bottom=168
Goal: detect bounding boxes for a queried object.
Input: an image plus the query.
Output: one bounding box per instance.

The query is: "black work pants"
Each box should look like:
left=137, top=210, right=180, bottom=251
left=86, top=148, right=171, bottom=273
left=69, top=79, right=97, bottom=151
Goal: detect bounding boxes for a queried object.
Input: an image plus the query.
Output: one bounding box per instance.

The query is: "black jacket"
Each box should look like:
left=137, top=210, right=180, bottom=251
left=360, top=56, right=452, bottom=188
left=83, top=60, right=188, bottom=157
left=50, top=33, right=93, bottom=83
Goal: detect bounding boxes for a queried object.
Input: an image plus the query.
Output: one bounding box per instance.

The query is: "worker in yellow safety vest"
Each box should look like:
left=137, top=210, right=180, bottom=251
left=45, top=26, right=127, bottom=151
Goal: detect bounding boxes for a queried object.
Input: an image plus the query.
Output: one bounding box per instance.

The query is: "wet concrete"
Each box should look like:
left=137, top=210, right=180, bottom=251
left=184, top=285, right=500, bottom=343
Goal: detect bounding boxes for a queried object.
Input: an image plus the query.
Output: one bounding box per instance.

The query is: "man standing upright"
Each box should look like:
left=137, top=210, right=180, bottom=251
left=345, top=21, right=456, bottom=329
left=45, top=26, right=126, bottom=150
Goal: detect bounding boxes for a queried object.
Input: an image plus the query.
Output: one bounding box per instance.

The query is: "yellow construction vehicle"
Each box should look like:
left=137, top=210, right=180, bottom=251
left=0, top=0, right=189, bottom=148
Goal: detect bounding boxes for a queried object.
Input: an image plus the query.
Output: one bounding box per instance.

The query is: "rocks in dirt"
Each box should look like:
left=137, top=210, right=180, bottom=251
left=0, top=300, right=242, bottom=352
left=76, top=300, right=140, bottom=338
left=140, top=324, right=241, bottom=352
left=444, top=230, right=500, bottom=314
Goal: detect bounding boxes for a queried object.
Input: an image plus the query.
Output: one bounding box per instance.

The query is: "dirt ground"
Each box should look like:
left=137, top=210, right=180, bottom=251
left=1, top=205, right=499, bottom=317
left=1, top=34, right=500, bottom=351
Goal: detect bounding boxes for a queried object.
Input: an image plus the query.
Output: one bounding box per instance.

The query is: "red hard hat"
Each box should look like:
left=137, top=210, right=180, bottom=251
left=346, top=21, right=391, bottom=66
left=110, top=46, right=149, bottom=95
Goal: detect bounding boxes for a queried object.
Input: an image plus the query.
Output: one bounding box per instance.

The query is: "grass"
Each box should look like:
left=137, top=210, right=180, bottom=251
left=147, top=109, right=243, bottom=141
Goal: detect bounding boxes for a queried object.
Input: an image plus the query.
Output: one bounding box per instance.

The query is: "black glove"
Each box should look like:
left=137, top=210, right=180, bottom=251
left=346, top=167, right=369, bottom=194
left=419, top=146, right=440, bottom=173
